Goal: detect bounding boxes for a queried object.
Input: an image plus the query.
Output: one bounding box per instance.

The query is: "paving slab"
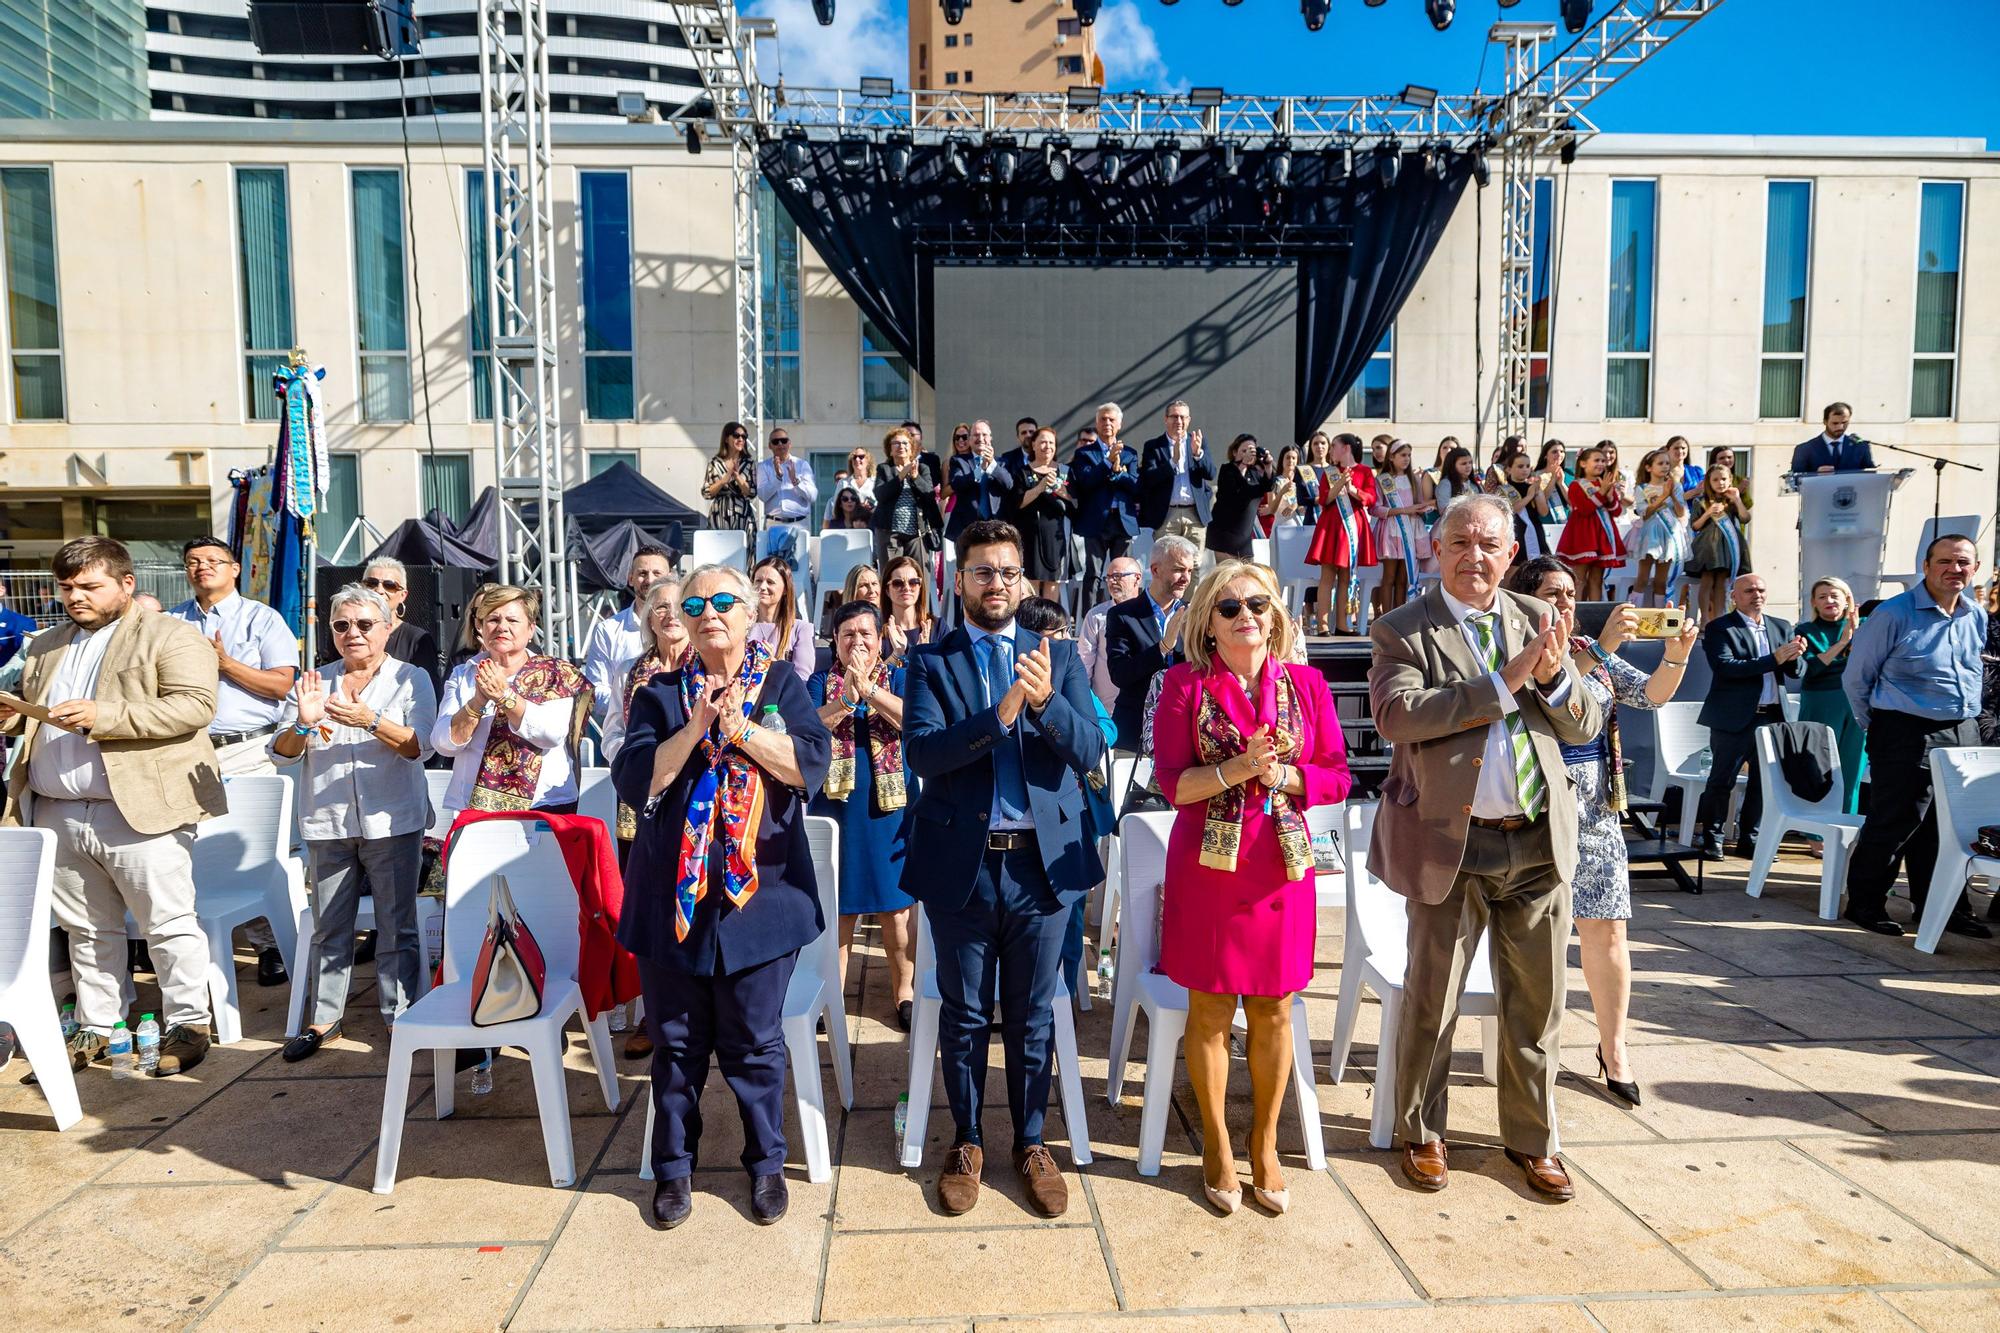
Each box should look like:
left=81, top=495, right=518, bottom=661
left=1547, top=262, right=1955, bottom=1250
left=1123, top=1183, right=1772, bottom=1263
left=1562, top=1040, right=1870, bottom=1142
left=1286, top=1304, right=1599, bottom=1332
left=100, top=1073, right=421, bottom=1186
left=1793, top=1132, right=2000, bottom=1270
left=1657, top=922, right=1905, bottom=978
left=821, top=1222, right=1117, bottom=1322
left=0, top=1122, right=148, bottom=1239
left=1745, top=1039, right=2000, bottom=1132
left=1868, top=970, right=2000, bottom=1036
left=834, top=1104, right=1087, bottom=1229
left=1718, top=974, right=1981, bottom=1041
left=201, top=1244, right=537, bottom=1331
left=1876, top=1286, right=2000, bottom=1331
left=1584, top=1290, right=1907, bottom=1331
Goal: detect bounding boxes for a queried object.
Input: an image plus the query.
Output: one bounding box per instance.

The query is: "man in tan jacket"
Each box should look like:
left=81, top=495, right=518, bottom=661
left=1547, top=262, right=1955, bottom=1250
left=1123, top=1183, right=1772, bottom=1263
left=1367, top=494, right=1603, bottom=1202
left=1, top=537, right=226, bottom=1077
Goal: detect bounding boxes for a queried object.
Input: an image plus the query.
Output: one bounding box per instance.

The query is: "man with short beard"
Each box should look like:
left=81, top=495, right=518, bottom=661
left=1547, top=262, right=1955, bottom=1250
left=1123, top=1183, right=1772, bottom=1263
left=582, top=544, right=675, bottom=728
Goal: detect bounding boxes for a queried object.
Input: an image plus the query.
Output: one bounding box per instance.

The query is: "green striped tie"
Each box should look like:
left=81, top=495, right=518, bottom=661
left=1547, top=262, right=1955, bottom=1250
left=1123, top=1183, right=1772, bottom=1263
left=1470, top=612, right=1547, bottom=819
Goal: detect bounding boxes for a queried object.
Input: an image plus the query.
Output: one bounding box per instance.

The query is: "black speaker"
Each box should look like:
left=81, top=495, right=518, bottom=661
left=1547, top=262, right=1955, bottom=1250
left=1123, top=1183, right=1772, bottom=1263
left=315, top=564, right=481, bottom=681
left=248, top=0, right=417, bottom=57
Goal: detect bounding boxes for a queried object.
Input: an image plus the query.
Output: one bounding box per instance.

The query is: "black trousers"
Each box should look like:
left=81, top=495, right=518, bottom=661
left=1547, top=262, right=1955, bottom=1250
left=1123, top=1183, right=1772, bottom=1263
left=1696, top=706, right=1784, bottom=841
left=1844, top=711, right=1978, bottom=922
left=641, top=950, right=797, bottom=1181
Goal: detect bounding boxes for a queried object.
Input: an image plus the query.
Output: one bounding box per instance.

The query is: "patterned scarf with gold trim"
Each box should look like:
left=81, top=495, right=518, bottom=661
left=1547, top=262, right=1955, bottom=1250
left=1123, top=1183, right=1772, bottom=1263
left=1194, top=664, right=1313, bottom=880
left=822, top=662, right=907, bottom=811
left=469, top=656, right=591, bottom=812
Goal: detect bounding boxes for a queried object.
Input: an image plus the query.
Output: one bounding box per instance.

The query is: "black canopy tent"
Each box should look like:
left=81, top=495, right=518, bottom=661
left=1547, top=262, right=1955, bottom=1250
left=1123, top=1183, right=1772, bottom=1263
left=569, top=517, right=671, bottom=595
left=563, top=460, right=701, bottom=548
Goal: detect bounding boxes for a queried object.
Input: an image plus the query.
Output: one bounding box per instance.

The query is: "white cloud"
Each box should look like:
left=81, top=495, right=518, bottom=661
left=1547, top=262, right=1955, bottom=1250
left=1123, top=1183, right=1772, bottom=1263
left=1089, top=0, right=1175, bottom=90
left=747, top=0, right=907, bottom=91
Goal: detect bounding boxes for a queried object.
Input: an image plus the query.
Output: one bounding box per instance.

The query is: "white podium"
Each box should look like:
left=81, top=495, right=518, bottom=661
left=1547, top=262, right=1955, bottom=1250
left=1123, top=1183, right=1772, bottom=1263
left=1786, top=469, right=1911, bottom=605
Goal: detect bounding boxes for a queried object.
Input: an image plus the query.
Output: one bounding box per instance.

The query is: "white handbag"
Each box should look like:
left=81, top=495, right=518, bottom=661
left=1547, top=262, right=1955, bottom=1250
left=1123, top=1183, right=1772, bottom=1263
left=470, top=875, right=547, bottom=1027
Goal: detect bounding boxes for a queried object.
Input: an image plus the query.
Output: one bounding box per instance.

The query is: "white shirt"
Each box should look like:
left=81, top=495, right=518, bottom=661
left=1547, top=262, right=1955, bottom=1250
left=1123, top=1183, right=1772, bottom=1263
left=429, top=654, right=579, bottom=814
left=1078, top=599, right=1118, bottom=712
left=168, top=590, right=298, bottom=734
left=757, top=455, right=818, bottom=522
left=27, top=620, right=118, bottom=802
left=581, top=605, right=644, bottom=726
left=1440, top=587, right=1571, bottom=820
left=1170, top=435, right=1195, bottom=506
left=1744, top=614, right=1779, bottom=709
left=270, top=658, right=438, bottom=840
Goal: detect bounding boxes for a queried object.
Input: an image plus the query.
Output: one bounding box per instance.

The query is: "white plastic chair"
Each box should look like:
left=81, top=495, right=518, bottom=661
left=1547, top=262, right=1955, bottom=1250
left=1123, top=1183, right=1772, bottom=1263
left=1091, top=755, right=1146, bottom=959
left=1250, top=537, right=1273, bottom=570
left=191, top=774, right=306, bottom=1045
left=1745, top=723, right=1864, bottom=919
left=1273, top=524, right=1316, bottom=621
left=814, top=533, right=875, bottom=619
left=1917, top=747, right=2000, bottom=955
left=1128, top=530, right=1154, bottom=572
left=1646, top=700, right=1739, bottom=845
left=1327, top=803, right=1503, bottom=1151
left=902, top=902, right=1093, bottom=1169
left=425, top=770, right=456, bottom=838
left=372, top=820, right=620, bottom=1193
left=691, top=528, right=750, bottom=573
left=0, top=829, right=81, bottom=1130
left=1309, top=801, right=1348, bottom=910
left=1102, top=813, right=1326, bottom=1176
left=637, top=816, right=853, bottom=1184
left=576, top=766, right=616, bottom=833
left=1879, top=515, right=1985, bottom=596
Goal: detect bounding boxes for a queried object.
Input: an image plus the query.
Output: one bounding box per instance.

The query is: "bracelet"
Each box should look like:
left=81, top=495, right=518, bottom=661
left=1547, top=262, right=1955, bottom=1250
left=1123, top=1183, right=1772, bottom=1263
left=366, top=711, right=381, bottom=734
left=501, top=694, right=521, bottom=713
left=291, top=722, right=315, bottom=738
left=1215, top=763, right=1229, bottom=789
left=1664, top=656, right=1690, bottom=668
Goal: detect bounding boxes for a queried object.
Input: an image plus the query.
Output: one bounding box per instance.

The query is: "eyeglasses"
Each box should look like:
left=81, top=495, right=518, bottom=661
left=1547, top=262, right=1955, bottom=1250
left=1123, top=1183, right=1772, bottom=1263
left=362, top=577, right=404, bottom=593
left=681, top=592, right=746, bottom=617
left=965, top=565, right=1024, bottom=587
left=1216, top=595, right=1272, bottom=619
left=1107, top=571, right=1141, bottom=583
left=726, top=430, right=747, bottom=439
left=887, top=576, right=923, bottom=590
left=330, top=618, right=379, bottom=635
left=952, top=432, right=969, bottom=441
left=184, top=557, right=234, bottom=571
left=770, top=436, right=790, bottom=446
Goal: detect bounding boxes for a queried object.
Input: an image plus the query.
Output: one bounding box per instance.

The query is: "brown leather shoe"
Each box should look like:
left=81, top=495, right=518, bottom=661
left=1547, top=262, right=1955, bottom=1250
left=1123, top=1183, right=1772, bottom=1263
left=937, top=1141, right=983, bottom=1215
left=1013, top=1143, right=1068, bottom=1218
left=1505, top=1149, right=1575, bottom=1202
left=1400, top=1139, right=1448, bottom=1192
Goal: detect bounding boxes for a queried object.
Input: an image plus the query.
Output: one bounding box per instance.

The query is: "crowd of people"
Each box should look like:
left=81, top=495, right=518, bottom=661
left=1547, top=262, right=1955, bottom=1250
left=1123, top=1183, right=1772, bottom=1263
left=1, top=393, right=1995, bottom=1231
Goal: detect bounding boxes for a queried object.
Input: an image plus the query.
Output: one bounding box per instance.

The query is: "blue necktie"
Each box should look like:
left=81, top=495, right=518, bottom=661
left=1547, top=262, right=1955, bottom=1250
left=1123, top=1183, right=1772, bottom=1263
left=978, top=634, right=1031, bottom=824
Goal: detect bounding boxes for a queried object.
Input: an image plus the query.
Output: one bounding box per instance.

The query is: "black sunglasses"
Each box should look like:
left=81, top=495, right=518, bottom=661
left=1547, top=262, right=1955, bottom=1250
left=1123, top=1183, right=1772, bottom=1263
left=362, top=576, right=404, bottom=593
left=1216, top=595, right=1272, bottom=619
left=331, top=618, right=379, bottom=634
left=681, top=592, right=745, bottom=617
left=770, top=436, right=790, bottom=446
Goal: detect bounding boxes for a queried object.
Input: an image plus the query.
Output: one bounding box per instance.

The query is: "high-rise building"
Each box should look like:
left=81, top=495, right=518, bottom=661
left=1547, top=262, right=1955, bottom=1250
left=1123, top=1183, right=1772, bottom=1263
left=909, top=0, right=1102, bottom=94
left=144, top=1, right=703, bottom=120
left=0, top=0, right=150, bottom=120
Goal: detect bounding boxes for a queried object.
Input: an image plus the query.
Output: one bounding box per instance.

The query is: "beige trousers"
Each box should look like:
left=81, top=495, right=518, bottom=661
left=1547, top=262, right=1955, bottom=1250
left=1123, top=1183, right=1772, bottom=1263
left=1153, top=510, right=1207, bottom=553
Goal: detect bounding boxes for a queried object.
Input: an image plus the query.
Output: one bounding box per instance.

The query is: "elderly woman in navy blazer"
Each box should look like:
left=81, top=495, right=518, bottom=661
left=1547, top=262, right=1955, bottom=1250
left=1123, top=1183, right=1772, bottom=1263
left=612, top=562, right=831, bottom=1232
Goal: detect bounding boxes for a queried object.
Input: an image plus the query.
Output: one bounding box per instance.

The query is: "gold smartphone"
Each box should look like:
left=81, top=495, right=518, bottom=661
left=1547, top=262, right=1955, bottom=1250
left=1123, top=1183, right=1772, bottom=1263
left=1632, top=607, right=1685, bottom=639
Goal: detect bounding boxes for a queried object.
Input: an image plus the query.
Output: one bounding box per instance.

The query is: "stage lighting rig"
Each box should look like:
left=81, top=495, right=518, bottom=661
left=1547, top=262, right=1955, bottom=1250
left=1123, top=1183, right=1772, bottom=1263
left=941, top=0, right=966, bottom=25
left=837, top=133, right=872, bottom=177
left=883, top=131, right=912, bottom=182
left=1425, top=0, right=1454, bottom=29
left=1423, top=140, right=1448, bottom=180
left=1374, top=139, right=1400, bottom=187
left=1098, top=137, right=1127, bottom=185
left=1329, top=139, right=1354, bottom=177
left=943, top=134, right=973, bottom=181
left=1399, top=83, right=1438, bottom=109
left=1214, top=139, right=1240, bottom=178
left=1154, top=138, right=1182, bottom=185
left=780, top=127, right=812, bottom=181
left=980, top=135, right=1019, bottom=186
left=1470, top=150, right=1490, bottom=187
left=1076, top=0, right=1101, bottom=23
left=1264, top=139, right=1292, bottom=190
left=684, top=121, right=702, bottom=154
left=1562, top=0, right=1591, bottom=33
left=812, top=0, right=834, bottom=23
left=1302, top=0, right=1330, bottom=31
left=1044, top=134, right=1073, bottom=182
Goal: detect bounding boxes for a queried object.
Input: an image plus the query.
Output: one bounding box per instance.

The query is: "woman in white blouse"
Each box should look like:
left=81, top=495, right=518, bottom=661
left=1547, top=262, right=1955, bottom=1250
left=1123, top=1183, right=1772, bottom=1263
left=271, top=584, right=438, bottom=1062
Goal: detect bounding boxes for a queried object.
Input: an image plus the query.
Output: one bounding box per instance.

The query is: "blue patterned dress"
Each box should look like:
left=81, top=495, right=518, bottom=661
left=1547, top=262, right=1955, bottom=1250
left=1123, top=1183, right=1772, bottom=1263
left=1560, top=647, right=1659, bottom=922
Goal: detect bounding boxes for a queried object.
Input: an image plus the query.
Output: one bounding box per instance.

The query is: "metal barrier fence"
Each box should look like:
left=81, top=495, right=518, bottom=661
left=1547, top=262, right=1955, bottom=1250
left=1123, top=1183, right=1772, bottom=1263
left=1, top=565, right=189, bottom=629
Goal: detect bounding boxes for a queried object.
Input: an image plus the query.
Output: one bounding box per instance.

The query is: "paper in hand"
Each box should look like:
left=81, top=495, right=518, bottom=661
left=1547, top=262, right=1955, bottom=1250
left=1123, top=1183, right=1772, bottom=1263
left=0, top=689, right=62, bottom=728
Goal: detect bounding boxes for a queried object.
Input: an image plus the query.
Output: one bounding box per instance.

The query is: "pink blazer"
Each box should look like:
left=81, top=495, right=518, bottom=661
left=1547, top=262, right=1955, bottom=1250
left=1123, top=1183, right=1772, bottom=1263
left=1153, top=660, right=1352, bottom=996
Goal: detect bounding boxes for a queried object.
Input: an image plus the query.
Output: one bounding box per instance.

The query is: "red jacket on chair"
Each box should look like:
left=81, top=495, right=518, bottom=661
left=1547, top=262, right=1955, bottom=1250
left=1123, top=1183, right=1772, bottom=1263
left=441, top=808, right=643, bottom=1019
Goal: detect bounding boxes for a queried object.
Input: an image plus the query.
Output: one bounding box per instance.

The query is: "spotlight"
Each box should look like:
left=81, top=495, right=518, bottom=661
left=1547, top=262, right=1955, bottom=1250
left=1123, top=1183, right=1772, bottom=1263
left=1097, top=137, right=1125, bottom=185
left=780, top=127, right=812, bottom=178
left=941, top=0, right=966, bottom=24
left=1374, top=140, right=1400, bottom=187
left=1470, top=151, right=1490, bottom=187
left=943, top=133, right=971, bottom=181
left=812, top=0, right=834, bottom=23
left=883, top=131, right=912, bottom=181
left=1363, top=0, right=1385, bottom=6
left=1154, top=137, right=1181, bottom=184
left=1302, top=0, right=1330, bottom=31
left=979, top=135, right=1019, bottom=186
left=1216, top=139, right=1240, bottom=177
left=1499, top=0, right=1520, bottom=6
left=1067, top=84, right=1102, bottom=110
left=1264, top=139, right=1291, bottom=190
left=684, top=121, right=702, bottom=153
left=1188, top=86, right=1225, bottom=107
left=1424, top=0, right=1453, bottom=30
left=1329, top=139, right=1353, bottom=177
left=858, top=75, right=895, bottom=98
left=1560, top=135, right=1579, bottom=166
left=1076, top=0, right=1101, bottom=22
left=1044, top=134, right=1072, bottom=182
left=1561, top=0, right=1591, bottom=33
left=1399, top=83, right=1438, bottom=110
left=837, top=133, right=872, bottom=177
left=1424, top=141, right=1448, bottom=181
left=1223, top=0, right=1243, bottom=6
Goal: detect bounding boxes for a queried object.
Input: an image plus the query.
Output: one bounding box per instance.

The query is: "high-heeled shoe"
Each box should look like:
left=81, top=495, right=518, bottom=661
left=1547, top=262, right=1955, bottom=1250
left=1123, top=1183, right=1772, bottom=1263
left=1251, top=1184, right=1290, bottom=1215
left=1202, top=1177, right=1242, bottom=1215
left=1597, top=1045, right=1643, bottom=1107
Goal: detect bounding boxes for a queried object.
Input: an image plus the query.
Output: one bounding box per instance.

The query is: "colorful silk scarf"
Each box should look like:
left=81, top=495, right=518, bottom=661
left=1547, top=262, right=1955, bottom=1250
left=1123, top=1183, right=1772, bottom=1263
left=823, top=662, right=907, bottom=811
left=468, top=656, right=591, bottom=812
left=673, top=640, right=774, bottom=942
left=1572, top=636, right=1629, bottom=812
left=1194, top=664, right=1314, bottom=881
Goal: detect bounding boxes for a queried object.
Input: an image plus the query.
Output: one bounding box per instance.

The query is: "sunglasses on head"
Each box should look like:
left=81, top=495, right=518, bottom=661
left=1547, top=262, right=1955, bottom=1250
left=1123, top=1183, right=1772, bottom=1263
left=331, top=618, right=379, bottom=634
left=681, top=592, right=745, bottom=617
left=362, top=576, right=403, bottom=593
left=1216, top=595, right=1272, bottom=619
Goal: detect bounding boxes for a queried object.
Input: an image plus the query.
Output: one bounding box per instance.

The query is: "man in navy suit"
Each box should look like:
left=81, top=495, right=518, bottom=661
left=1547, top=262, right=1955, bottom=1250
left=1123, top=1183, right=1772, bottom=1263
left=1694, top=573, right=1809, bottom=860
left=947, top=420, right=1014, bottom=541
left=1068, top=404, right=1142, bottom=604
left=1102, top=533, right=1199, bottom=751
left=1139, top=399, right=1214, bottom=551
left=902, top=518, right=1106, bottom=1218
left=1789, top=402, right=1876, bottom=475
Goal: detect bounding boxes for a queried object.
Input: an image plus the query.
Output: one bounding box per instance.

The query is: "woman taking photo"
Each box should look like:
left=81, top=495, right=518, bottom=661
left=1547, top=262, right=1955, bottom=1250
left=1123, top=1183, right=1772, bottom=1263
left=1370, top=440, right=1433, bottom=610
left=1798, top=576, right=1866, bottom=820
left=610, top=564, right=832, bottom=1230
left=273, top=583, right=437, bottom=1063
left=880, top=553, right=936, bottom=664
left=810, top=600, right=918, bottom=1030
left=1260, top=444, right=1304, bottom=536
left=1206, top=433, right=1276, bottom=561
left=1304, top=434, right=1378, bottom=636
left=1153, top=561, right=1351, bottom=1214
left=432, top=584, right=591, bottom=818
left=1507, top=557, right=1697, bottom=1108
left=703, top=422, right=758, bottom=540
left=749, top=555, right=816, bottom=683
left=1011, top=425, right=1076, bottom=600
left=1556, top=444, right=1626, bottom=601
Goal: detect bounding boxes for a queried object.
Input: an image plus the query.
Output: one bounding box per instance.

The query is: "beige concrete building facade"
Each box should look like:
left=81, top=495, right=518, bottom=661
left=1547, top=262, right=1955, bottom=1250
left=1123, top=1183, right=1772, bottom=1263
left=909, top=0, right=1102, bottom=95
left=0, top=122, right=1994, bottom=614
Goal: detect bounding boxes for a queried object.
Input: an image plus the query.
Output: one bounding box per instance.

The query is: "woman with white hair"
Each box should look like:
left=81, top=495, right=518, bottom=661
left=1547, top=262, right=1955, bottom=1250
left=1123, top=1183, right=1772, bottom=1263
left=362, top=556, right=440, bottom=696
left=271, top=583, right=438, bottom=1063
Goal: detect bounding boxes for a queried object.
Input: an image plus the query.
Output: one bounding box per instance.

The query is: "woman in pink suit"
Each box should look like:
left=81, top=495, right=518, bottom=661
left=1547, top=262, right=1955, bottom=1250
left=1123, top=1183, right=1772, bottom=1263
left=1154, top=560, right=1352, bottom=1217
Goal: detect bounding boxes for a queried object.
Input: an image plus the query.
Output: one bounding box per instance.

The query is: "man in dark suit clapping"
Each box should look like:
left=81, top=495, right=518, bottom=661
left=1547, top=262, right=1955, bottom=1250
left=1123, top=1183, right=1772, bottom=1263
left=1102, top=534, right=1199, bottom=752
left=1139, top=399, right=1214, bottom=552
left=1694, top=573, right=1809, bottom=860
left=1068, top=404, right=1141, bottom=602
left=902, top=519, right=1106, bottom=1219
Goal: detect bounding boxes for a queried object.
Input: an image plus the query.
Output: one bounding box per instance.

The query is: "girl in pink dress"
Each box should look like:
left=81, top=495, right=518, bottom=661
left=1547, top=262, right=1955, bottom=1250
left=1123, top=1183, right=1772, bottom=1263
left=1153, top=560, right=1351, bottom=1216
left=1556, top=443, right=1626, bottom=600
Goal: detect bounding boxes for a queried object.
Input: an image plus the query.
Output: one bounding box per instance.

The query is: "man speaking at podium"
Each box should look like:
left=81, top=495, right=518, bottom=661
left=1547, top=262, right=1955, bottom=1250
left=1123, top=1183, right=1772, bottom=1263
left=1790, top=402, right=1876, bottom=475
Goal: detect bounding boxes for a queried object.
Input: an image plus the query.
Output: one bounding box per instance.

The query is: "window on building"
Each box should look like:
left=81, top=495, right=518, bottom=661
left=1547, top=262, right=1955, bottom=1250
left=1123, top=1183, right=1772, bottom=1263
left=321, top=453, right=361, bottom=551
left=1056, top=55, right=1084, bottom=76
left=963, top=71, right=973, bottom=84
left=421, top=452, right=473, bottom=525
left=0, top=166, right=62, bottom=421
left=756, top=180, right=801, bottom=420
left=234, top=166, right=294, bottom=423
left=1058, top=17, right=1081, bottom=36
left=579, top=170, right=635, bottom=420
left=589, top=451, right=638, bottom=477
left=861, top=314, right=912, bottom=421
left=1759, top=180, right=1812, bottom=420
left=963, top=33, right=973, bottom=46
left=809, top=451, right=849, bottom=535
left=918, top=42, right=926, bottom=69
left=351, top=168, right=411, bottom=422
left=1913, top=180, right=1964, bottom=419
left=944, top=71, right=958, bottom=85
left=944, top=33, right=956, bottom=46
left=1529, top=176, right=1553, bottom=417
left=1345, top=327, right=1392, bottom=419
left=1605, top=179, right=1656, bottom=419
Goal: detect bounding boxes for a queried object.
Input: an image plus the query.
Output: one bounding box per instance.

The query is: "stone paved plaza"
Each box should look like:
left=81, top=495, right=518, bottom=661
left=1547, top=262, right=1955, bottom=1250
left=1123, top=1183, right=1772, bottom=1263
left=4, top=850, right=1999, bottom=1331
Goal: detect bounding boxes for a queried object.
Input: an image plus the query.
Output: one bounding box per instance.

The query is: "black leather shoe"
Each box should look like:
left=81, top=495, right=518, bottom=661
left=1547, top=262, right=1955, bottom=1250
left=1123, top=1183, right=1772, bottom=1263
left=650, top=1177, right=693, bottom=1230
left=353, top=930, right=378, bottom=965
left=1729, top=839, right=1756, bottom=861
left=282, top=1022, right=341, bottom=1064
left=1693, top=831, right=1725, bottom=862
left=896, top=999, right=913, bottom=1033
left=1944, top=913, right=1994, bottom=940
left=750, top=1173, right=789, bottom=1224
left=1596, top=1046, right=1642, bottom=1107
left=257, top=947, right=288, bottom=987
left=1843, top=912, right=1904, bottom=937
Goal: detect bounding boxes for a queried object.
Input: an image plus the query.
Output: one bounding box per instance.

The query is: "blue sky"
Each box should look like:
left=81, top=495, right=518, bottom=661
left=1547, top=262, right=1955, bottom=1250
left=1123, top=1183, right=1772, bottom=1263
left=754, top=0, right=1999, bottom=148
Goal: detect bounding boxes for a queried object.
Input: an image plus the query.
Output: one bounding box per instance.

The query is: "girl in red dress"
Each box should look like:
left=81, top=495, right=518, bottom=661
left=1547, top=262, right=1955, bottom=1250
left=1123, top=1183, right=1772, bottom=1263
left=1556, top=442, right=1625, bottom=600
left=1304, top=433, right=1377, bottom=635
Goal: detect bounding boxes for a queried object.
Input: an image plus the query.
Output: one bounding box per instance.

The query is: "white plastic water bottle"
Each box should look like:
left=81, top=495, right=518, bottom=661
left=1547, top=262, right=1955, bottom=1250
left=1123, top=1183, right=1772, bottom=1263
left=108, top=1021, right=134, bottom=1079
left=609, top=1003, right=628, bottom=1034
left=135, top=1013, right=161, bottom=1075
left=1097, top=948, right=1115, bottom=998
left=470, top=1054, right=494, bottom=1096
left=893, top=1092, right=908, bottom=1145
left=759, top=703, right=787, bottom=735
left=60, top=1003, right=78, bottom=1038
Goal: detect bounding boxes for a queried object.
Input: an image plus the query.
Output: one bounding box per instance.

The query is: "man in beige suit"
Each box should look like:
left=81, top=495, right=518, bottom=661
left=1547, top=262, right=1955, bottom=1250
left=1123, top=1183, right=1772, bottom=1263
left=1368, top=494, right=1602, bottom=1201
left=1, top=537, right=227, bottom=1078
